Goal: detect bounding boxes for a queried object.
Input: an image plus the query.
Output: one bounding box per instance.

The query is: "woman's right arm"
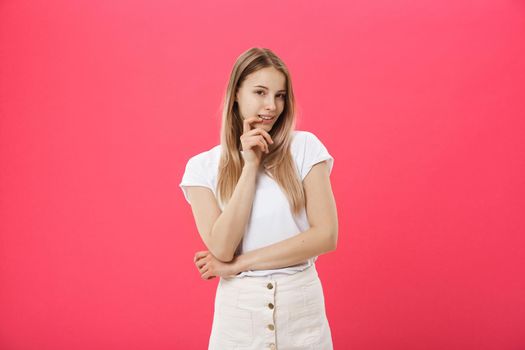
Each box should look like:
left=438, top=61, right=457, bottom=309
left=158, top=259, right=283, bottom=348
left=187, top=162, right=258, bottom=262
left=186, top=116, right=272, bottom=262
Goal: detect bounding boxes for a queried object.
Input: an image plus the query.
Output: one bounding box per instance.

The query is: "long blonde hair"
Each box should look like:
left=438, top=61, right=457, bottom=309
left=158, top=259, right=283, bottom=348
left=217, top=47, right=305, bottom=216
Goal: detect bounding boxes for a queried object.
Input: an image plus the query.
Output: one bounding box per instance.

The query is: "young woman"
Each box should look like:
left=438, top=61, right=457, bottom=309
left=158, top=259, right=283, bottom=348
left=179, top=47, right=338, bottom=350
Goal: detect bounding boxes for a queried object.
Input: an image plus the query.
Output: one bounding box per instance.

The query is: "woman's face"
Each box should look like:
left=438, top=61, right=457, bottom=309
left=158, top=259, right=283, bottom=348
left=235, top=66, right=286, bottom=131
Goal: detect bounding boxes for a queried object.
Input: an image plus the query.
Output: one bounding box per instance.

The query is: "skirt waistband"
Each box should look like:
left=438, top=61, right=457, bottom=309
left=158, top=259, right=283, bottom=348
left=219, top=264, right=319, bottom=293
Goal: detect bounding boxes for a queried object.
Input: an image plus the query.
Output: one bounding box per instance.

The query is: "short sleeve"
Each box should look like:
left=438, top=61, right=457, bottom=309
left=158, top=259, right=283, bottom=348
left=179, top=155, right=214, bottom=204
left=300, top=132, right=334, bottom=181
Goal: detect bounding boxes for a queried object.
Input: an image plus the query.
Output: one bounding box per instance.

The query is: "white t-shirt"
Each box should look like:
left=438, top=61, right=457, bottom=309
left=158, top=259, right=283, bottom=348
left=179, top=130, right=334, bottom=278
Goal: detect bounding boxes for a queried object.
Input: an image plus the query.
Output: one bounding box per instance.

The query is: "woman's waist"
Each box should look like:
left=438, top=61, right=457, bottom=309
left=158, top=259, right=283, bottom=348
left=219, top=262, right=319, bottom=291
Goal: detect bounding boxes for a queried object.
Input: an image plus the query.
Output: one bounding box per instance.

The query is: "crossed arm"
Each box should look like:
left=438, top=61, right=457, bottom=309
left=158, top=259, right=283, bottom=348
left=231, top=161, right=337, bottom=274
left=188, top=161, right=338, bottom=278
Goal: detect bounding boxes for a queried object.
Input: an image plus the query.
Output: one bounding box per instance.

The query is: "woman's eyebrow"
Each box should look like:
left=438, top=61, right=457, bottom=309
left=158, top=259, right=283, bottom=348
left=253, top=85, right=287, bottom=93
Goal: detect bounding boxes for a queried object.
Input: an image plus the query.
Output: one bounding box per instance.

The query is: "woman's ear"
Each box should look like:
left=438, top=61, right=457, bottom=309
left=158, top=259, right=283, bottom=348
left=235, top=88, right=242, bottom=102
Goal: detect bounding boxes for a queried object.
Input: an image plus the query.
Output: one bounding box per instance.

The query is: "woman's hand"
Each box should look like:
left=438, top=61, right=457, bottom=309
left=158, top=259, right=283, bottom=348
left=193, top=250, right=240, bottom=280
left=240, top=116, right=274, bottom=166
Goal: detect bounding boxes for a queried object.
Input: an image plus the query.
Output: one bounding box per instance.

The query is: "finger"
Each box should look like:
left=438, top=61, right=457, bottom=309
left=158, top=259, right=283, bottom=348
left=249, top=134, right=268, bottom=153
left=205, top=266, right=216, bottom=279
left=243, top=116, right=263, bottom=134
left=201, top=269, right=211, bottom=280
left=195, top=259, right=207, bottom=268
left=247, top=139, right=263, bottom=152
left=194, top=251, right=209, bottom=261
left=199, top=264, right=209, bottom=273
left=261, top=136, right=269, bottom=153
left=195, top=255, right=210, bottom=266
left=258, top=138, right=268, bottom=154
left=247, top=128, right=274, bottom=145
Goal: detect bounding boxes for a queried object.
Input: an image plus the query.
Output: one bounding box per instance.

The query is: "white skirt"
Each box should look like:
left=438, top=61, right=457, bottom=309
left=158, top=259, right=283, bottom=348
left=208, top=264, right=333, bottom=350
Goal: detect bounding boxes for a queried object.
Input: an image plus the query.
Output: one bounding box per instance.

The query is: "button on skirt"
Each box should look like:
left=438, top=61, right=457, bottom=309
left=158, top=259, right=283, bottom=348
left=208, top=264, right=333, bottom=350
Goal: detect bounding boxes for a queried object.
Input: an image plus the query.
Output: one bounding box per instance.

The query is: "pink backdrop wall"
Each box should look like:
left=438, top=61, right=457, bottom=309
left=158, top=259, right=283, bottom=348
left=1, top=0, right=524, bottom=349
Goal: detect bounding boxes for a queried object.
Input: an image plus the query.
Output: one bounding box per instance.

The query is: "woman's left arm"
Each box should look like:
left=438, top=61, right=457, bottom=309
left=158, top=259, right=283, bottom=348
left=194, top=160, right=338, bottom=278
left=233, top=160, right=338, bottom=273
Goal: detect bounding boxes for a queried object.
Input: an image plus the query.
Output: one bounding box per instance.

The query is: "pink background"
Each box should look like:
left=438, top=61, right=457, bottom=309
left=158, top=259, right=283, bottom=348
left=1, top=0, right=524, bottom=349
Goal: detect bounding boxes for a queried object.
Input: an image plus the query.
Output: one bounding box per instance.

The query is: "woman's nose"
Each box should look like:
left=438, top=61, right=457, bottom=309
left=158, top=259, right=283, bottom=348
left=265, top=97, right=277, bottom=110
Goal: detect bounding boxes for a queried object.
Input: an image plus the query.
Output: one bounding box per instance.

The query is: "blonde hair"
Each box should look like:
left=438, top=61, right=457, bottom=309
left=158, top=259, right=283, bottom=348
left=217, top=47, right=305, bottom=215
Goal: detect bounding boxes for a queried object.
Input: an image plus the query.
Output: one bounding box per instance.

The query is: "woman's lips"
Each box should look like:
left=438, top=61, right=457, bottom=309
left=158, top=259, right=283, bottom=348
left=258, top=115, right=275, bottom=124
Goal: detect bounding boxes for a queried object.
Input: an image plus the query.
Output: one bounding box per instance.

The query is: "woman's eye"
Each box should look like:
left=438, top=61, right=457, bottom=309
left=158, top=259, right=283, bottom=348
left=255, top=91, right=286, bottom=99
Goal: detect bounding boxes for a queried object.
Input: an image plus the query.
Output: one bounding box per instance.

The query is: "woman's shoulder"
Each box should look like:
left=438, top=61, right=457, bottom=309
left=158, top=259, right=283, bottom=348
left=291, top=129, right=320, bottom=150
left=186, top=144, right=221, bottom=167
left=292, top=129, right=320, bottom=141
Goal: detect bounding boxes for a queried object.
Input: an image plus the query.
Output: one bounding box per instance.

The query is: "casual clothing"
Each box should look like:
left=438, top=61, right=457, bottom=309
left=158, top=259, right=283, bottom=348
left=179, top=129, right=335, bottom=349
left=208, top=264, right=333, bottom=350
left=178, top=130, right=334, bottom=277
